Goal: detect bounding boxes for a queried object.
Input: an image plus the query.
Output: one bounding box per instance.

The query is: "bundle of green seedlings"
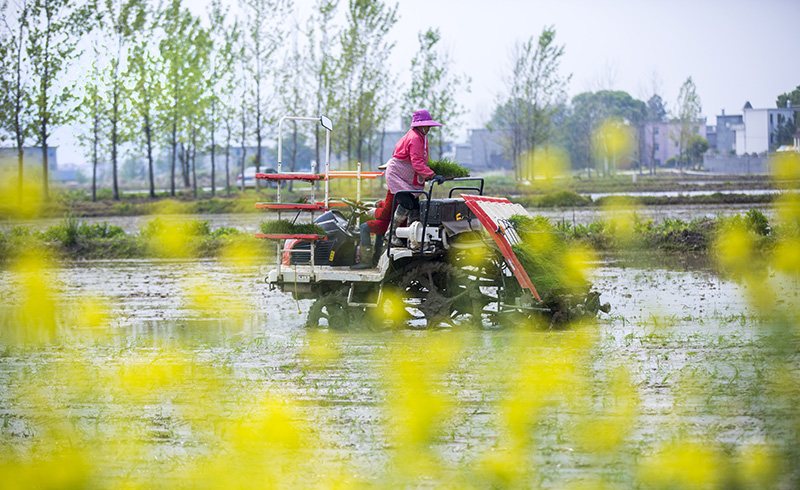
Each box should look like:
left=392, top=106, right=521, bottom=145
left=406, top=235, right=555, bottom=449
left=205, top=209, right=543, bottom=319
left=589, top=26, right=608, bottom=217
left=427, top=158, right=470, bottom=179
left=508, top=214, right=590, bottom=294
left=260, top=219, right=326, bottom=236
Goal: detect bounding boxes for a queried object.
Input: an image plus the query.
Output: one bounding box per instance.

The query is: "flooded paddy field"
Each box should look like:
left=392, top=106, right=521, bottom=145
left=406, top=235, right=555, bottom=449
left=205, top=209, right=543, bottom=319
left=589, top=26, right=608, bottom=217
left=1, top=257, right=798, bottom=488
left=0, top=201, right=776, bottom=235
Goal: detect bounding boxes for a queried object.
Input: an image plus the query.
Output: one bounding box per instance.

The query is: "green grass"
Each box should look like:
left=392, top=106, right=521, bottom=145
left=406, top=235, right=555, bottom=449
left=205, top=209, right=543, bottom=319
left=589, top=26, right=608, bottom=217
left=0, top=216, right=274, bottom=261
left=260, top=220, right=326, bottom=236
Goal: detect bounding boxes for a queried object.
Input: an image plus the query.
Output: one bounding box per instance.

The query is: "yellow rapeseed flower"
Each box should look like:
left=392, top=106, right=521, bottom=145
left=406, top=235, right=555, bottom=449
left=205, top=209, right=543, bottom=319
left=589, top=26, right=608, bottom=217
left=638, top=441, right=721, bottom=489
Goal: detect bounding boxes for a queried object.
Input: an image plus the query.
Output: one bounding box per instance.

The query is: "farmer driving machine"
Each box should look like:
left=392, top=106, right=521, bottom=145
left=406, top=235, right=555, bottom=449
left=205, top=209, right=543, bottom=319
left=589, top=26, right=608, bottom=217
left=255, top=115, right=609, bottom=329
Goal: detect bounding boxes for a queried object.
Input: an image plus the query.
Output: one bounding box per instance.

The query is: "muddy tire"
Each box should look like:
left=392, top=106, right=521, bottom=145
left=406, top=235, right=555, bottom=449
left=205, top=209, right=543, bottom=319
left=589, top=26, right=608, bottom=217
left=306, top=289, right=366, bottom=330
left=393, top=261, right=485, bottom=329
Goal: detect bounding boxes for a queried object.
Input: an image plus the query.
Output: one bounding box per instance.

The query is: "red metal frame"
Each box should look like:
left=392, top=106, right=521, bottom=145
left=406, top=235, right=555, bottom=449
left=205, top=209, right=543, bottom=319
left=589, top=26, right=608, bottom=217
left=256, top=173, right=324, bottom=181
left=461, top=194, right=541, bottom=301
left=255, top=171, right=384, bottom=182
left=254, top=202, right=328, bottom=211
left=326, top=171, right=384, bottom=180
left=254, top=233, right=328, bottom=240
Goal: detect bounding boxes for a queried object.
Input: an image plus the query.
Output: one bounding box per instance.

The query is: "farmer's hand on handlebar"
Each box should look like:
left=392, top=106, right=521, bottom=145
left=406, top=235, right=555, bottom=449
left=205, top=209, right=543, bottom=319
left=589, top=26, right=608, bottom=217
left=431, top=174, right=445, bottom=185
left=341, top=197, right=372, bottom=212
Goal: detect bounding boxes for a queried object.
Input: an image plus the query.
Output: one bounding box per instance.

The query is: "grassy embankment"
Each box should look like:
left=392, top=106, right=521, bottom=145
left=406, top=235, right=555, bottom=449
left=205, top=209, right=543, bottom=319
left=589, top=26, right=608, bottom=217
left=0, top=208, right=785, bottom=262
left=3, top=174, right=789, bottom=219
left=0, top=215, right=274, bottom=261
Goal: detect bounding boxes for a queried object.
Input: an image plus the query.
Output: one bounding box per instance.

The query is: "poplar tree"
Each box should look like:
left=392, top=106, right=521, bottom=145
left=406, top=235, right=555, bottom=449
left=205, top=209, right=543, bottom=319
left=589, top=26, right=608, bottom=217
left=403, top=27, right=470, bottom=160
left=336, top=0, right=397, bottom=168
left=0, top=0, right=33, bottom=201
left=280, top=28, right=309, bottom=190
left=77, top=42, right=107, bottom=202
left=160, top=0, right=203, bottom=196
left=493, top=26, right=570, bottom=180
left=206, top=0, right=237, bottom=197
left=305, top=0, right=339, bottom=170
left=102, top=0, right=146, bottom=200
left=235, top=30, right=249, bottom=192
left=128, top=3, right=161, bottom=199
left=673, top=76, right=701, bottom=171
left=27, top=0, right=92, bottom=199
left=241, top=0, right=290, bottom=188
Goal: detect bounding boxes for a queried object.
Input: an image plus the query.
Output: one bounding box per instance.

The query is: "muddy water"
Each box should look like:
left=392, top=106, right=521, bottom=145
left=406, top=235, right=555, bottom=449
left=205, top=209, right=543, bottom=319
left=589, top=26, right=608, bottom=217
left=0, top=258, right=751, bottom=333
left=0, top=259, right=796, bottom=486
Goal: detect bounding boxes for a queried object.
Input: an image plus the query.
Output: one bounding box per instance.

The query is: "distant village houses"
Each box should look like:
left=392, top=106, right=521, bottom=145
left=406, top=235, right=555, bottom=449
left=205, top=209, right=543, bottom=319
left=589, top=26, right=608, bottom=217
left=641, top=118, right=708, bottom=168
left=0, top=146, right=77, bottom=182
left=704, top=101, right=798, bottom=174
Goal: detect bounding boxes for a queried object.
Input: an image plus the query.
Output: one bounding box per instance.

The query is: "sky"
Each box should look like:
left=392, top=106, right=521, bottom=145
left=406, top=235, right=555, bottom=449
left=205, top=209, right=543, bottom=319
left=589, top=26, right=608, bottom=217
left=57, top=0, right=800, bottom=165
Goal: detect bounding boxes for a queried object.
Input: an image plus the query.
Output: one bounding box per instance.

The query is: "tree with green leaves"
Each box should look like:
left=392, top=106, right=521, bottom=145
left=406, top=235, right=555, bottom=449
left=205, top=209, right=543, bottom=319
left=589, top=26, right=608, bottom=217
left=241, top=0, right=289, bottom=188
left=776, top=85, right=800, bottom=109
left=206, top=0, right=230, bottom=197
left=76, top=41, right=107, bottom=202
left=673, top=76, right=701, bottom=171
left=0, top=0, right=33, bottom=201
left=233, top=27, right=252, bottom=193
left=563, top=90, right=645, bottom=177
left=27, top=0, right=93, bottom=200
left=127, top=3, right=161, bottom=199
left=280, top=30, right=310, bottom=190
left=101, top=0, right=146, bottom=200
left=305, top=0, right=339, bottom=170
left=208, top=0, right=239, bottom=197
left=645, top=93, right=667, bottom=175
left=403, top=27, right=470, bottom=160
left=493, top=26, right=570, bottom=180
left=775, top=85, right=799, bottom=148
left=182, top=29, right=211, bottom=199
left=688, top=134, right=709, bottom=167
left=336, top=0, right=398, bottom=168
left=159, top=0, right=206, bottom=196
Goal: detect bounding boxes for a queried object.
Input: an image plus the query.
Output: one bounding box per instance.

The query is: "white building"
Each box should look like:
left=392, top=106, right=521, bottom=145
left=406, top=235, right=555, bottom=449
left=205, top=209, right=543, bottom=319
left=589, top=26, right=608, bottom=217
left=733, top=101, right=796, bottom=155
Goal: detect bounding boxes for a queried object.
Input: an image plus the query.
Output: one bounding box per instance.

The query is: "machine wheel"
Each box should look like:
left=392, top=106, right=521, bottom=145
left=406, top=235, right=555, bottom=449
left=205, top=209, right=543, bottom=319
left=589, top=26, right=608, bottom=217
left=394, top=262, right=485, bottom=329
left=449, top=248, right=514, bottom=328
left=306, top=289, right=366, bottom=329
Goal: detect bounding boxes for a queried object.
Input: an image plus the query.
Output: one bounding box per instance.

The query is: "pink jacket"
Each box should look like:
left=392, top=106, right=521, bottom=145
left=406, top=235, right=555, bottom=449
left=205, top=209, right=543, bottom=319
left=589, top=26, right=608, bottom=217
left=392, top=128, right=434, bottom=186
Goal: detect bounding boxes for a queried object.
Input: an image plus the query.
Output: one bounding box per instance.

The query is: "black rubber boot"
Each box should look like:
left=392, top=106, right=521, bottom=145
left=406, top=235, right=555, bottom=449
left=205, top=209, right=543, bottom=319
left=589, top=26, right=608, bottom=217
left=351, top=245, right=373, bottom=269
left=389, top=206, right=410, bottom=247
left=373, top=235, right=384, bottom=265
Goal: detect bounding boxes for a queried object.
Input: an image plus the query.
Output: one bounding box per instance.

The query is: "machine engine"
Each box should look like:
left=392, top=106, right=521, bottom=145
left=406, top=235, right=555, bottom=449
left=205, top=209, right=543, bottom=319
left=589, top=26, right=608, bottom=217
left=282, top=210, right=356, bottom=266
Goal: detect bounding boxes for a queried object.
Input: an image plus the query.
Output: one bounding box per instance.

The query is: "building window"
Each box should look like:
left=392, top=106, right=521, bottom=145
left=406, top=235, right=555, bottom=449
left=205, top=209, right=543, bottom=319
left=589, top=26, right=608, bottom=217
left=655, top=143, right=660, bottom=151
left=654, top=127, right=659, bottom=135
left=770, top=114, right=774, bottom=124
left=655, top=159, right=661, bottom=166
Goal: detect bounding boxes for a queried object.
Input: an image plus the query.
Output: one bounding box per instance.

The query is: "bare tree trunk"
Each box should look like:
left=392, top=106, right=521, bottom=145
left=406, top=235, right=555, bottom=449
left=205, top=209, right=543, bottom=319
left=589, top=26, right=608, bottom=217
left=16, top=143, right=23, bottom=206
left=225, top=143, right=231, bottom=198
left=13, top=7, right=26, bottom=205
left=367, top=132, right=373, bottom=170
left=40, top=13, right=51, bottom=201
left=240, top=106, right=247, bottom=192
left=380, top=129, right=386, bottom=164
left=40, top=84, right=49, bottom=201
left=191, top=124, right=198, bottom=199
left=92, top=108, right=99, bottom=202
left=210, top=99, right=216, bottom=197
left=170, top=119, right=177, bottom=196
left=145, top=116, right=155, bottom=198
left=182, top=140, right=191, bottom=189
